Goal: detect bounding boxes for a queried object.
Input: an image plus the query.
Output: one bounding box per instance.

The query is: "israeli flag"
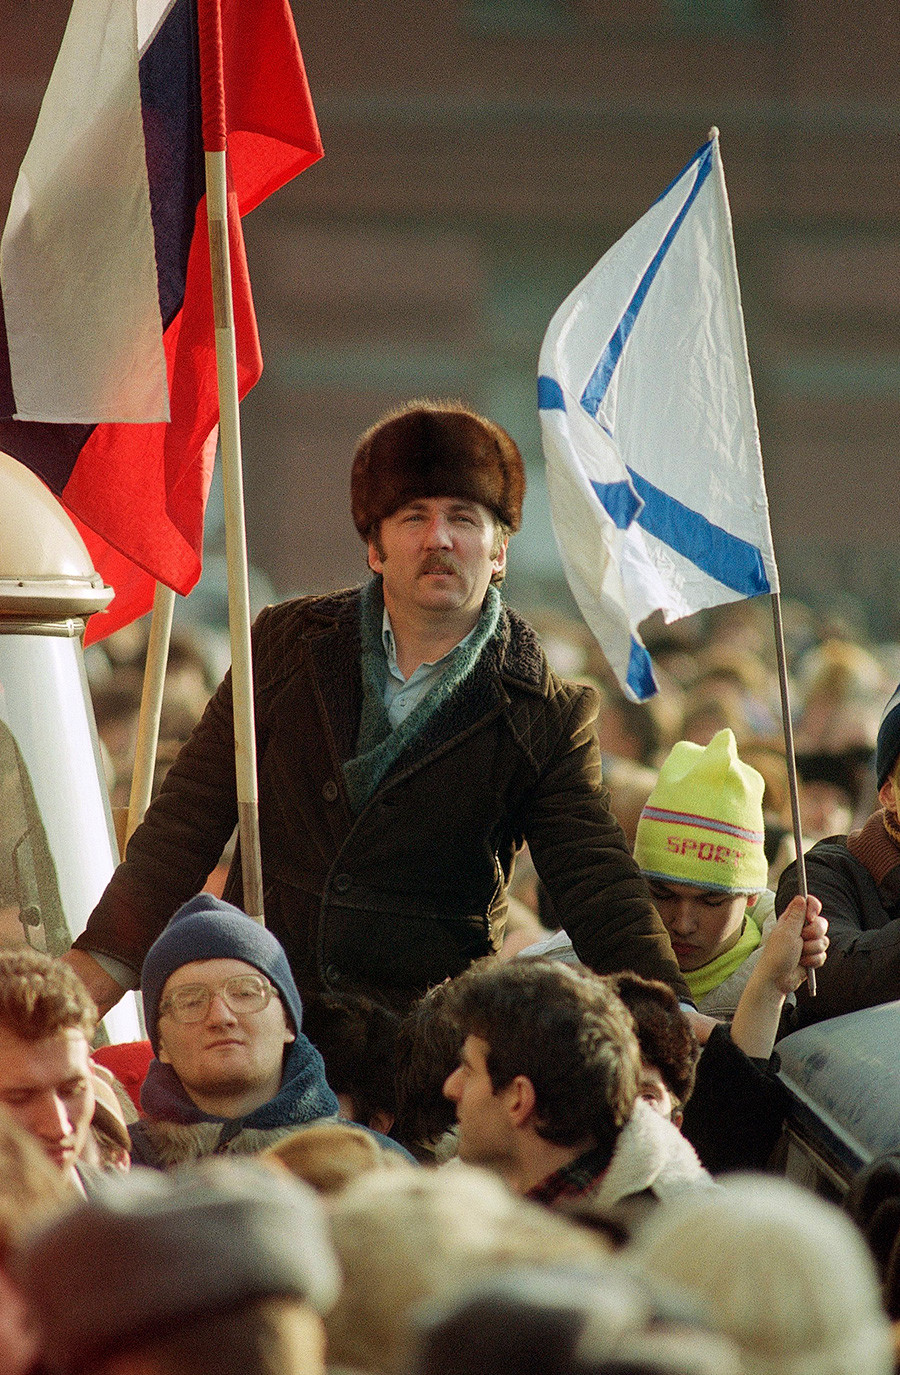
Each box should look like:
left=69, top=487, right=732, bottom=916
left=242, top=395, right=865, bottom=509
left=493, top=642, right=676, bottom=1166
left=538, top=130, right=779, bottom=702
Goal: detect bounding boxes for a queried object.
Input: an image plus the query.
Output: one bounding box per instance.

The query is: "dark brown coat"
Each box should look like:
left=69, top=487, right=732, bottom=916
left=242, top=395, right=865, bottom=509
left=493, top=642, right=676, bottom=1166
left=77, top=587, right=687, bottom=1006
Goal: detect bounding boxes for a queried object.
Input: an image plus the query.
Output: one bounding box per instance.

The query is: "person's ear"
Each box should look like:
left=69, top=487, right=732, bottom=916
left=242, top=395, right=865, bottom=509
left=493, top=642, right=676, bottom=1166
left=879, top=777, right=898, bottom=815
left=746, top=892, right=759, bottom=909
left=504, top=1074, right=536, bottom=1127
left=158, top=1034, right=171, bottom=1067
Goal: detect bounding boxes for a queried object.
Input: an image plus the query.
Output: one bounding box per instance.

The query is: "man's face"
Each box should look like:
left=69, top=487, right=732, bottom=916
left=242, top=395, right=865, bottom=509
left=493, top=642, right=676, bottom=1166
left=368, top=497, right=506, bottom=625
left=0, top=1026, right=94, bottom=1176
left=443, top=1034, right=517, bottom=1170
left=157, top=957, right=295, bottom=1109
left=879, top=764, right=900, bottom=819
left=648, top=878, right=751, bottom=972
left=638, top=1061, right=678, bottom=1124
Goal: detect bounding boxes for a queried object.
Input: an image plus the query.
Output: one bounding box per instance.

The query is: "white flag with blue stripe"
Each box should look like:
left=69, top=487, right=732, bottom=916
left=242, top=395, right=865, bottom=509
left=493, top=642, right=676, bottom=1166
left=538, top=130, right=779, bottom=702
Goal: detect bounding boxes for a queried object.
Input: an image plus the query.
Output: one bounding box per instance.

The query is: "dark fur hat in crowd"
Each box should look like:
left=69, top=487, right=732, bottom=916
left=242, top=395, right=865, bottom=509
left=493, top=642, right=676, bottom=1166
left=351, top=400, right=526, bottom=539
left=15, top=1160, right=340, bottom=1375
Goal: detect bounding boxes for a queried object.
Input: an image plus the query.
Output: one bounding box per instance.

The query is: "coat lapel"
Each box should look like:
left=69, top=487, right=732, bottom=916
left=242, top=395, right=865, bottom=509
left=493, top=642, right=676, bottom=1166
left=302, top=593, right=363, bottom=766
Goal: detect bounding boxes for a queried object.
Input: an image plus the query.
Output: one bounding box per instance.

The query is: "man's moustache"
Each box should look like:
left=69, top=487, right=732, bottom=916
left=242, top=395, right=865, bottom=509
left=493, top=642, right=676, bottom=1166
left=420, top=557, right=460, bottom=575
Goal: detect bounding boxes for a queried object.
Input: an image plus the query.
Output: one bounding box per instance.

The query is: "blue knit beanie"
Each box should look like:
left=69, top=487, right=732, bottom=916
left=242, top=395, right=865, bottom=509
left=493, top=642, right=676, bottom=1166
left=876, top=684, right=900, bottom=789
left=141, top=895, right=304, bottom=1054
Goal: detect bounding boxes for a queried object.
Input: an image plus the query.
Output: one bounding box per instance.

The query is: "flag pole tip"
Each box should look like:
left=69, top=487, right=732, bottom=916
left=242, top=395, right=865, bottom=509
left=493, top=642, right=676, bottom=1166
left=708, top=125, right=720, bottom=141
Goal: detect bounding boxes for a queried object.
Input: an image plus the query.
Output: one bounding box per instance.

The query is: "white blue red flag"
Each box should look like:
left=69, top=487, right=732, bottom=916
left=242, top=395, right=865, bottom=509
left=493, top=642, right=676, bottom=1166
left=538, top=131, right=778, bottom=701
left=0, top=0, right=322, bottom=640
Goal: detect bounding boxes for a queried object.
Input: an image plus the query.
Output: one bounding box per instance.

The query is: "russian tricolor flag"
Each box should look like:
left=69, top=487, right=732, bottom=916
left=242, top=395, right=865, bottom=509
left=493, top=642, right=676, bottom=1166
left=0, top=0, right=322, bottom=641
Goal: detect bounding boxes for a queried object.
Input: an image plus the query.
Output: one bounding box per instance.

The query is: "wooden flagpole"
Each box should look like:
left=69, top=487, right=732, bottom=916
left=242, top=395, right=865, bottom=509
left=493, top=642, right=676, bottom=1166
left=125, top=582, right=176, bottom=847
left=705, top=129, right=814, bottom=997
left=771, top=591, right=815, bottom=995
left=197, top=0, right=265, bottom=922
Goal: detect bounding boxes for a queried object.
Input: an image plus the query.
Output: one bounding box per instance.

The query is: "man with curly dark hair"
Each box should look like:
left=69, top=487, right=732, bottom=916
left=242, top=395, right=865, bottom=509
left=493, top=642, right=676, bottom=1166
left=607, top=972, right=700, bottom=1129
left=442, top=959, right=712, bottom=1231
left=392, top=980, right=462, bottom=1162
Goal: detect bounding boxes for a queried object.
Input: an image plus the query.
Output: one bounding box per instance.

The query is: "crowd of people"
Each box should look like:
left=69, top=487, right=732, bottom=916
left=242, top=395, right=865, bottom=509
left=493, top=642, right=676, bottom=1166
left=3, top=400, right=900, bottom=1374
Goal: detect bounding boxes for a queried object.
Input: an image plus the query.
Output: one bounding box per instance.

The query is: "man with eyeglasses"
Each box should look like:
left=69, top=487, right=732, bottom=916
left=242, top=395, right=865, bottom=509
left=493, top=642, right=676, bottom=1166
left=128, top=894, right=342, bottom=1168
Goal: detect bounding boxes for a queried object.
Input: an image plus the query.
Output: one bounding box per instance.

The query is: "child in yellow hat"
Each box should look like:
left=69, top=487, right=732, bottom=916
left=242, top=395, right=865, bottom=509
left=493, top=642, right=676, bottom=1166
left=633, top=728, right=774, bottom=1016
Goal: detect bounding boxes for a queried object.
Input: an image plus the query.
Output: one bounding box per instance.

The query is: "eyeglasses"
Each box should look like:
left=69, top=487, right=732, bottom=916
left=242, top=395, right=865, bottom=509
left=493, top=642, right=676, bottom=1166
left=158, top=974, right=277, bottom=1024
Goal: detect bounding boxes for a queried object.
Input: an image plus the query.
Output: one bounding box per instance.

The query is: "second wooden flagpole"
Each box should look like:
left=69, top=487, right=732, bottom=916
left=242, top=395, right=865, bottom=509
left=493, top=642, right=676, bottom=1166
left=771, top=590, right=815, bottom=996
left=198, top=0, right=265, bottom=923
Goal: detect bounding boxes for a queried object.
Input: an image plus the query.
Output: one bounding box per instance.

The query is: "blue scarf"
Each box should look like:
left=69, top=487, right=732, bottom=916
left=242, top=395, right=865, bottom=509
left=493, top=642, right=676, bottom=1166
left=139, top=1035, right=339, bottom=1131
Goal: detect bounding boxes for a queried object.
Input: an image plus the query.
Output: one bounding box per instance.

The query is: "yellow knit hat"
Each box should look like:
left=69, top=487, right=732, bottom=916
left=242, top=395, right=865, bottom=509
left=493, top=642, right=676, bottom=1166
left=634, top=729, right=767, bottom=894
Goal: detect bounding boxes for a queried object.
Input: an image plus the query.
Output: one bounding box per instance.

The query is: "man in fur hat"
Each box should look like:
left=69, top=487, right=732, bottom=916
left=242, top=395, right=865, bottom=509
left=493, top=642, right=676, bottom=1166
left=67, top=401, right=687, bottom=1015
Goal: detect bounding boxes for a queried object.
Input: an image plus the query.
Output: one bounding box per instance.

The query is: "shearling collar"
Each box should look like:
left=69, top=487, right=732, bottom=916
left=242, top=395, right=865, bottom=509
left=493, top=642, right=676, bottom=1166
left=306, top=583, right=548, bottom=693
left=592, top=1099, right=715, bottom=1210
left=530, top=1099, right=714, bottom=1219
left=128, top=1118, right=312, bottom=1170
left=343, top=579, right=503, bottom=813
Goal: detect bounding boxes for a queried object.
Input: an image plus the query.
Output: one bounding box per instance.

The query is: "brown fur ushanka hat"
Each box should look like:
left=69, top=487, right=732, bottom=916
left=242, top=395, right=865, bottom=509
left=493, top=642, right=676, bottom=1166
left=351, top=400, right=526, bottom=539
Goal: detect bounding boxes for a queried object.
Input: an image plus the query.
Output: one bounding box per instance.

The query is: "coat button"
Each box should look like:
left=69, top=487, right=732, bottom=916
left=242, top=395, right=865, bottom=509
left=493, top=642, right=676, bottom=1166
left=333, top=872, right=351, bottom=893
left=322, top=780, right=339, bottom=802
left=325, top=964, right=341, bottom=985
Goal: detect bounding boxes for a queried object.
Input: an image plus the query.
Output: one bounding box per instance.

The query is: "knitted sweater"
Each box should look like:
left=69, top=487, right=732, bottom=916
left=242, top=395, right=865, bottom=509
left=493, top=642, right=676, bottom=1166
left=343, top=579, right=500, bottom=812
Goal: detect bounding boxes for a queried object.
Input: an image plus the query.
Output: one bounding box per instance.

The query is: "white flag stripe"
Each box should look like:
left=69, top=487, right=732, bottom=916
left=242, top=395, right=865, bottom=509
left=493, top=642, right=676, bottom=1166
left=0, top=0, right=169, bottom=424
left=539, top=133, right=778, bottom=701
left=137, top=0, right=179, bottom=56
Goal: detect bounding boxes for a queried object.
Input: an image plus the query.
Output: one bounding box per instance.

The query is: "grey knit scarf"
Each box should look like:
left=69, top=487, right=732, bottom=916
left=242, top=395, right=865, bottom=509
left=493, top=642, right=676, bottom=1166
left=342, top=576, right=501, bottom=813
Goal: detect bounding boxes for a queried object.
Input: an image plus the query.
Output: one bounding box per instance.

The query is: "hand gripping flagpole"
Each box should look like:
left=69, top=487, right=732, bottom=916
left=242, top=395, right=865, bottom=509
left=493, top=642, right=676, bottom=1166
left=197, top=0, right=265, bottom=923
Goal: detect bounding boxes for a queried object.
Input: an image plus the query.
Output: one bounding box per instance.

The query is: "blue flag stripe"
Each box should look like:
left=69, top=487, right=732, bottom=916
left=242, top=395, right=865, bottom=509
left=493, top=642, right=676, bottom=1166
left=627, top=637, right=657, bottom=701
left=651, top=136, right=714, bottom=208
left=626, top=466, right=771, bottom=597
left=537, top=375, right=565, bottom=411
left=580, top=141, right=714, bottom=420
left=139, top=0, right=204, bottom=332
left=589, top=478, right=642, bottom=531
